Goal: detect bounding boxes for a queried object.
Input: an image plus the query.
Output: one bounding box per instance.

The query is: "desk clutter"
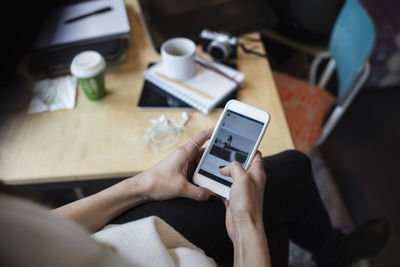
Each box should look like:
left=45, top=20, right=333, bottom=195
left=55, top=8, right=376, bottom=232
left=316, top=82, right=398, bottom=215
left=28, top=76, right=77, bottom=114
left=142, top=55, right=245, bottom=114
left=27, top=0, right=130, bottom=76
left=0, top=0, right=294, bottom=186
left=27, top=50, right=108, bottom=114
left=143, top=112, right=190, bottom=150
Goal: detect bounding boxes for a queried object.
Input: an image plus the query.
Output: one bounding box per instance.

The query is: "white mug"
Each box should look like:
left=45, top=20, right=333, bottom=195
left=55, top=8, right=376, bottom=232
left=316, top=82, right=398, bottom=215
left=160, top=37, right=196, bottom=81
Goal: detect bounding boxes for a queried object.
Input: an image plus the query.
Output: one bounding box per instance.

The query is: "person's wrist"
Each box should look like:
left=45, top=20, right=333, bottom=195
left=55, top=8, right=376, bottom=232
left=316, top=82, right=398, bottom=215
left=122, top=172, right=153, bottom=204
left=232, top=213, right=265, bottom=244
left=231, top=214, right=269, bottom=266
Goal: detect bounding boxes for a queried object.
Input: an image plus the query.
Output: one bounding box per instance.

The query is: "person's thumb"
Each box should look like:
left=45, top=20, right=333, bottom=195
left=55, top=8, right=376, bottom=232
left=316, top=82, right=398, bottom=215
left=182, top=183, right=214, bottom=201
left=218, top=161, right=246, bottom=181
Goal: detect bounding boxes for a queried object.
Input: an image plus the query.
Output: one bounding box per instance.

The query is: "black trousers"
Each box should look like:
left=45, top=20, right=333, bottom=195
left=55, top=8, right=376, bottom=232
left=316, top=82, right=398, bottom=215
left=111, top=150, right=343, bottom=266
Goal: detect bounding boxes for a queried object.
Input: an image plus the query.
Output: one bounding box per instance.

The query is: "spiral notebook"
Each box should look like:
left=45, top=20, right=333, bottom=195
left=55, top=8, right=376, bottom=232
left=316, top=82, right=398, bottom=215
left=137, top=78, right=237, bottom=110
left=143, top=58, right=245, bottom=114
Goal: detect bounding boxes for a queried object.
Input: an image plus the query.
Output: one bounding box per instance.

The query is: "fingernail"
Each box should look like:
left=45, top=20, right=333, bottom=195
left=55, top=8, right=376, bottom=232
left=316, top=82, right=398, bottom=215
left=218, top=165, right=225, bottom=169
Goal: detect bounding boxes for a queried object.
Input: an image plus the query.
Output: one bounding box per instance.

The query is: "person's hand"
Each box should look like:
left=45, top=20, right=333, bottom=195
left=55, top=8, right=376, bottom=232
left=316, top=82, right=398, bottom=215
left=219, top=152, right=270, bottom=266
left=134, top=129, right=215, bottom=202
left=219, top=151, right=267, bottom=243
left=54, top=129, right=215, bottom=233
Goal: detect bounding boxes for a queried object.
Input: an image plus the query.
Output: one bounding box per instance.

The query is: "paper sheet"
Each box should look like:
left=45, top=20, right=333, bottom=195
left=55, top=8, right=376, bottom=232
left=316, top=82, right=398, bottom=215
left=28, top=75, right=77, bottom=114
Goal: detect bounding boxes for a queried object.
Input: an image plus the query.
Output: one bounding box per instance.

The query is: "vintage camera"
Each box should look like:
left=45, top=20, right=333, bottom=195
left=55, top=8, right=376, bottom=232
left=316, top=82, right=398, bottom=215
left=200, top=29, right=238, bottom=61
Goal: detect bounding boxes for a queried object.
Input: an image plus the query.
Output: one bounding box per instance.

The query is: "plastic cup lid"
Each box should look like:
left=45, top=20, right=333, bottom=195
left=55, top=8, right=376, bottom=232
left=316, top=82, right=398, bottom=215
left=70, top=50, right=106, bottom=78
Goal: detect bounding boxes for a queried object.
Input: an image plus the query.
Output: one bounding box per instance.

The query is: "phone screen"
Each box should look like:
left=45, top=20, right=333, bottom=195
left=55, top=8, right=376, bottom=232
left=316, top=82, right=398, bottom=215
left=198, top=109, right=265, bottom=186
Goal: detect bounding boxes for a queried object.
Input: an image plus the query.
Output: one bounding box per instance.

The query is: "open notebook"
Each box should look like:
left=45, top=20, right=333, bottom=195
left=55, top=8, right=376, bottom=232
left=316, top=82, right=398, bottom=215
left=143, top=58, right=245, bottom=114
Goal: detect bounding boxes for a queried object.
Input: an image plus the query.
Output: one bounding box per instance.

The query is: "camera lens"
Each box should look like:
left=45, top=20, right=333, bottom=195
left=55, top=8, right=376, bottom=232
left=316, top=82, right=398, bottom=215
left=207, top=41, right=231, bottom=61
left=209, top=46, right=225, bottom=61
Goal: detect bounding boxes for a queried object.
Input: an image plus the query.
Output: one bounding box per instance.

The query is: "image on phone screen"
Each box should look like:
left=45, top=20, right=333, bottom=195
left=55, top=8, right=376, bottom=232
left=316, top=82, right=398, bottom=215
left=198, top=110, right=265, bottom=186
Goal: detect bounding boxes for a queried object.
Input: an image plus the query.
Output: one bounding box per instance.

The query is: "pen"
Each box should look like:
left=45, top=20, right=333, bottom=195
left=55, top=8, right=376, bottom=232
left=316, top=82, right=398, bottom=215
left=64, top=6, right=113, bottom=24
left=195, top=59, right=245, bottom=88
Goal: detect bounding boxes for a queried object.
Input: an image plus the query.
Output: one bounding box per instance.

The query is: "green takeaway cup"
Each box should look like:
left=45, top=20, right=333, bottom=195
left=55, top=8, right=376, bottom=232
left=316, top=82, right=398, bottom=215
left=70, top=50, right=106, bottom=100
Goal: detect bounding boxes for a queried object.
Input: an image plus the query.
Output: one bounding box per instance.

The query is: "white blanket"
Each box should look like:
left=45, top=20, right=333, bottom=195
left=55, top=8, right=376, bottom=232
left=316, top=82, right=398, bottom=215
left=93, top=216, right=216, bottom=267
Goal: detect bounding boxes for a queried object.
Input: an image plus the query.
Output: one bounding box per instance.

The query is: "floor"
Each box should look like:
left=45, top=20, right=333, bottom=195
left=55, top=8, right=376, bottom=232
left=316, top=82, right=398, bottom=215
left=288, top=150, right=369, bottom=267
left=318, top=87, right=400, bottom=267
left=265, top=38, right=399, bottom=267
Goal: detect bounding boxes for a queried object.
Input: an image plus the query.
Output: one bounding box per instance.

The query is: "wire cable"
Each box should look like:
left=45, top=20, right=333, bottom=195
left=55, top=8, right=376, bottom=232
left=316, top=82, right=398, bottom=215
left=238, top=42, right=268, bottom=59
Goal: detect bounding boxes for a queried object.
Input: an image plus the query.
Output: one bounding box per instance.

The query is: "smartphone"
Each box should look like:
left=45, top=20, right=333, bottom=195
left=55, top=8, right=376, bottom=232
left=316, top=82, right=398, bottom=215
left=193, top=100, right=270, bottom=199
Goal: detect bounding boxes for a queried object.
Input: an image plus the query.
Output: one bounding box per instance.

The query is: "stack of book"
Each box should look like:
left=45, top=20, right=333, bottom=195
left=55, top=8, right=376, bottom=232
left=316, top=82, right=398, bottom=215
left=141, top=56, right=245, bottom=114
left=28, top=0, right=130, bottom=75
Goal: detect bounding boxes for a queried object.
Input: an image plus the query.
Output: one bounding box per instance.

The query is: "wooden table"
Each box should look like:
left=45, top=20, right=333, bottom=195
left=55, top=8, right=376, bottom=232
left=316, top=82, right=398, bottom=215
left=0, top=0, right=293, bottom=185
